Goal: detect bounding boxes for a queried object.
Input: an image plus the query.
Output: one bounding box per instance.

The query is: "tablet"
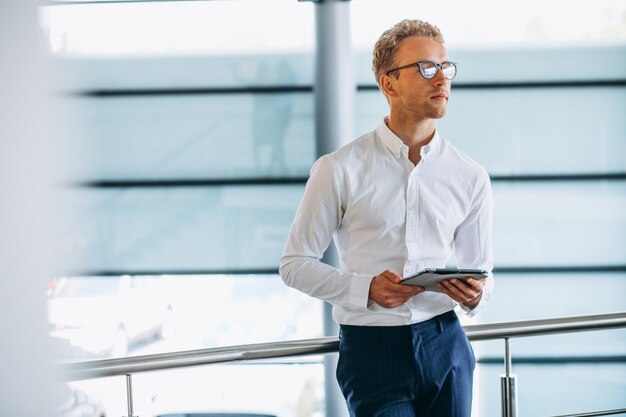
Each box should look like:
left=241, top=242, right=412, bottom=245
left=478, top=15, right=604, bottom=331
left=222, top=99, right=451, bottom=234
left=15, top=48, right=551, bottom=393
left=400, top=268, right=487, bottom=292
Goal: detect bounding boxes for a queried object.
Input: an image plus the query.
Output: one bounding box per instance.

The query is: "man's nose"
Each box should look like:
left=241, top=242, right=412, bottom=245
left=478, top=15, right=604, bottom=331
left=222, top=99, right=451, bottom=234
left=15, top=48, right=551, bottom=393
left=432, top=66, right=447, bottom=85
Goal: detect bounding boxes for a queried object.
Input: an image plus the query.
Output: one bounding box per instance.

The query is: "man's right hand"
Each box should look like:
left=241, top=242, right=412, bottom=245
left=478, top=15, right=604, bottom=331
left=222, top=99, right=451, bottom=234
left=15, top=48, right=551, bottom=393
left=368, top=270, right=425, bottom=308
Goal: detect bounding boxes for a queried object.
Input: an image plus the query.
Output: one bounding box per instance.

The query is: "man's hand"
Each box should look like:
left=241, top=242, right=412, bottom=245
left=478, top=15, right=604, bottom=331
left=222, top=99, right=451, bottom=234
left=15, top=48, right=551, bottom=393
left=437, top=277, right=484, bottom=310
left=369, top=270, right=425, bottom=308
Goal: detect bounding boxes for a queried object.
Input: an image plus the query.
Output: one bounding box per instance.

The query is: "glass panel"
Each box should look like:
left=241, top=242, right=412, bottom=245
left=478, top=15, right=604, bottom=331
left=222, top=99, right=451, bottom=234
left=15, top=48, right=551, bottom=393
left=68, top=186, right=304, bottom=272
left=356, top=88, right=626, bottom=175
left=56, top=54, right=314, bottom=90
left=40, top=0, right=314, bottom=56
left=476, top=363, right=626, bottom=417
left=66, top=182, right=626, bottom=272
left=475, top=329, right=626, bottom=360
left=351, top=0, right=626, bottom=49
left=446, top=45, right=626, bottom=83
left=443, top=88, right=626, bottom=175
left=158, top=275, right=324, bottom=351
left=492, top=181, right=626, bottom=266
left=67, top=363, right=325, bottom=417
left=74, top=93, right=314, bottom=181
left=49, top=274, right=323, bottom=361
left=470, top=273, right=626, bottom=358
left=356, top=45, right=626, bottom=84
left=479, top=273, right=626, bottom=323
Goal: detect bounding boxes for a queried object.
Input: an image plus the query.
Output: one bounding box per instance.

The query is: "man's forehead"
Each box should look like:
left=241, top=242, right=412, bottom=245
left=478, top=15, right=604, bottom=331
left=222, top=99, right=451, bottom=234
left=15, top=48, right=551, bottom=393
left=396, top=36, right=448, bottom=61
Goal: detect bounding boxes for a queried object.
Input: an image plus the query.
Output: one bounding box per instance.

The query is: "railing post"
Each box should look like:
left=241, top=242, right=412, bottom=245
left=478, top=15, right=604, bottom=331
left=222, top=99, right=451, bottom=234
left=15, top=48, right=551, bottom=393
left=124, top=374, right=138, bottom=417
left=500, top=338, right=518, bottom=417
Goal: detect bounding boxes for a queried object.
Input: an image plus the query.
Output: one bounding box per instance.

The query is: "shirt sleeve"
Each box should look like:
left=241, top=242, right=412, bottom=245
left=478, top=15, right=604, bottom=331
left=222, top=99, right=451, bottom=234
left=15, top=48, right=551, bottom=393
left=279, top=156, right=373, bottom=311
left=453, top=168, right=494, bottom=317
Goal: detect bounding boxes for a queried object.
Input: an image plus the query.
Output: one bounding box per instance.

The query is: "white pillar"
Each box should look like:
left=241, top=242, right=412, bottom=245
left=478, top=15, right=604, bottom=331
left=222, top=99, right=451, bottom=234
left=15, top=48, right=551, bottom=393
left=314, top=1, right=355, bottom=416
left=314, top=0, right=356, bottom=155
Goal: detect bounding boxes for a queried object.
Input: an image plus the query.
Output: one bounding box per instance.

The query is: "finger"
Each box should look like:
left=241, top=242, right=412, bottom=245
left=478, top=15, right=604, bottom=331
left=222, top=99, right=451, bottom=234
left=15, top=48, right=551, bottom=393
left=439, top=279, right=477, bottom=302
left=437, top=281, right=469, bottom=303
left=437, top=284, right=455, bottom=300
left=378, top=294, right=413, bottom=308
left=464, top=277, right=484, bottom=291
left=448, top=279, right=477, bottom=296
left=388, top=279, right=424, bottom=295
left=381, top=270, right=403, bottom=284
left=387, top=284, right=424, bottom=297
left=370, top=274, right=422, bottom=307
left=380, top=271, right=423, bottom=294
left=379, top=286, right=423, bottom=307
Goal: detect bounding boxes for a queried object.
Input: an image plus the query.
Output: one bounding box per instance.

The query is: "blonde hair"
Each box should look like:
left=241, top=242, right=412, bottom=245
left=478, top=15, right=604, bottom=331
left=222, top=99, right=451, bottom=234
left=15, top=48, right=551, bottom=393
left=372, top=19, right=445, bottom=86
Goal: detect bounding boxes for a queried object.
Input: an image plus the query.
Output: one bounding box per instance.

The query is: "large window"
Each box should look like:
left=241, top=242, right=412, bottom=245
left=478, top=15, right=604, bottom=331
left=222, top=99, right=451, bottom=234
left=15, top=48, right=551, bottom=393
left=41, top=1, right=626, bottom=416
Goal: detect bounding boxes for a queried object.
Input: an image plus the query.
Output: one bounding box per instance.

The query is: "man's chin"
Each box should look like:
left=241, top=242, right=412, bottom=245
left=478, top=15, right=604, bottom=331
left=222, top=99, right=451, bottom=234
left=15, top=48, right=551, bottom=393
left=428, top=109, right=447, bottom=119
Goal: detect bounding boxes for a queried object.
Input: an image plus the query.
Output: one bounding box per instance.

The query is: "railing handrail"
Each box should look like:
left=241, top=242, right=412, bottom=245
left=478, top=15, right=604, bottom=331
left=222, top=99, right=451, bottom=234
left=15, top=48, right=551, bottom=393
left=59, top=311, right=626, bottom=381
left=549, top=407, right=626, bottom=417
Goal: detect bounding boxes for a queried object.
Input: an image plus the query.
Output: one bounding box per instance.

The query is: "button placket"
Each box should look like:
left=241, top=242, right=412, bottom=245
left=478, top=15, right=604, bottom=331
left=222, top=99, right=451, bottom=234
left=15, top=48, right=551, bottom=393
left=403, top=162, right=421, bottom=277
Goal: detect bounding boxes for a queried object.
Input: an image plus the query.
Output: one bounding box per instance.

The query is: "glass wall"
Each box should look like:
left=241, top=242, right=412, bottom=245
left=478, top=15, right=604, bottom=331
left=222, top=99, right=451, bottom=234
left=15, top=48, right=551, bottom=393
left=40, top=1, right=626, bottom=416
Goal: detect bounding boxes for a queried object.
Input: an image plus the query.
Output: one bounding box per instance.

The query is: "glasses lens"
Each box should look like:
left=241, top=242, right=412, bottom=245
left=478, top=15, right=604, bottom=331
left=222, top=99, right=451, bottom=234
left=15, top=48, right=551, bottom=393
left=442, top=62, right=457, bottom=80
left=419, top=62, right=438, bottom=79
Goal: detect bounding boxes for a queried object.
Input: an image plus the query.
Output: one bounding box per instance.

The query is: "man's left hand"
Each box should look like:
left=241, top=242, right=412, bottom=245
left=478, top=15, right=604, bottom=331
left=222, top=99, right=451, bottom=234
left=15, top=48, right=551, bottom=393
left=437, top=277, right=484, bottom=310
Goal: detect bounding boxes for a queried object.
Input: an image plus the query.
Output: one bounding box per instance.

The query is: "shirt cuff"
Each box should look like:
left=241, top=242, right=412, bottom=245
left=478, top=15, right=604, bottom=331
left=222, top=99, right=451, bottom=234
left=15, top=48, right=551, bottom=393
left=458, top=292, right=488, bottom=317
left=348, top=273, right=376, bottom=311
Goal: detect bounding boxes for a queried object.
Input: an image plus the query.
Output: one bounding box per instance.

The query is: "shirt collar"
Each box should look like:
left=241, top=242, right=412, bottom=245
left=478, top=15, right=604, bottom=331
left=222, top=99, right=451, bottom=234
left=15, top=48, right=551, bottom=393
left=376, top=117, right=442, bottom=161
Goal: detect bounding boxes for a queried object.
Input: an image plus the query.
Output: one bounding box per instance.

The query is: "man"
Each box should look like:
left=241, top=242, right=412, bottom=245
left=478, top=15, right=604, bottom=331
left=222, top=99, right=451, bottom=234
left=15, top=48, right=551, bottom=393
left=280, top=19, right=493, bottom=417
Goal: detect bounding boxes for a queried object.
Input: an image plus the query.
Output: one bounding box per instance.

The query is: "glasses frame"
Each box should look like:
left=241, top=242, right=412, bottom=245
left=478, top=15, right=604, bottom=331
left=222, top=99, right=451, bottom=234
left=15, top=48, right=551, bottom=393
left=386, top=60, right=458, bottom=80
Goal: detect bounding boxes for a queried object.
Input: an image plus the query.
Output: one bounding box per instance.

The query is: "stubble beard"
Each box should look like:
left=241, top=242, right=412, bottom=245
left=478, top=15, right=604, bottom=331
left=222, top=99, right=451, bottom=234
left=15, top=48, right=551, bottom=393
left=421, top=101, right=448, bottom=120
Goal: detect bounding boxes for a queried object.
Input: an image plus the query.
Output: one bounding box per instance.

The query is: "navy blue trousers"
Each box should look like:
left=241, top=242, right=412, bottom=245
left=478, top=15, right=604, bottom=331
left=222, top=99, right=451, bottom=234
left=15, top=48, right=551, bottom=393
left=336, top=310, right=476, bottom=417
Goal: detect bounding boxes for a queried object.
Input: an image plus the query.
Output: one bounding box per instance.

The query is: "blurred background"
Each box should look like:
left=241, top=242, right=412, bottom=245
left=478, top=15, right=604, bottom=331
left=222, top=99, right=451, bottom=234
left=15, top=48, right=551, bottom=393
left=3, top=0, right=626, bottom=416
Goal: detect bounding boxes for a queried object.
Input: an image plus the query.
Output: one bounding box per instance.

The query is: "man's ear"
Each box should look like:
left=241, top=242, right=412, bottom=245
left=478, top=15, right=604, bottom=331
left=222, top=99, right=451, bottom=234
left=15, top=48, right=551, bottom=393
left=380, top=74, right=398, bottom=98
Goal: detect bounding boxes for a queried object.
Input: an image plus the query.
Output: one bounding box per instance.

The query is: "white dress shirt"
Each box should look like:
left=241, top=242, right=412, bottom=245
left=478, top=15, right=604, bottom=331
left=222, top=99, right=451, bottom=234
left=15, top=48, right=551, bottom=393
left=280, top=119, right=494, bottom=326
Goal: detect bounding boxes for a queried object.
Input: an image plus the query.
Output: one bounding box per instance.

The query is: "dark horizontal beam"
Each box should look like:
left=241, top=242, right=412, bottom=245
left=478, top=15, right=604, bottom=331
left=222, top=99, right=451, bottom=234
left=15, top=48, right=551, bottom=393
left=490, top=173, right=626, bottom=182
left=363, top=79, right=626, bottom=90
left=478, top=355, right=626, bottom=365
left=79, top=177, right=309, bottom=188
left=67, top=265, right=626, bottom=277
left=493, top=265, right=626, bottom=274
left=75, top=86, right=313, bottom=97
left=77, top=173, right=626, bottom=188
left=71, top=79, right=626, bottom=97
left=67, top=268, right=280, bottom=277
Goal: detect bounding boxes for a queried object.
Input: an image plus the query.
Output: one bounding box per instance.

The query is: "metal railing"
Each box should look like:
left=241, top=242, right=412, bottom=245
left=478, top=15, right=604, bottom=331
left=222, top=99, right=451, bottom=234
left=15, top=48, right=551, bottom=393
left=59, top=311, right=626, bottom=417
left=551, top=408, right=626, bottom=417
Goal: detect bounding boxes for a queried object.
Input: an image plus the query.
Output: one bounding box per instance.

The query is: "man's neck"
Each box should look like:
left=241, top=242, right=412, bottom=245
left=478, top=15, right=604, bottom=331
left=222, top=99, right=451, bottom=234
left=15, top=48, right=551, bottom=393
left=387, top=114, right=436, bottom=153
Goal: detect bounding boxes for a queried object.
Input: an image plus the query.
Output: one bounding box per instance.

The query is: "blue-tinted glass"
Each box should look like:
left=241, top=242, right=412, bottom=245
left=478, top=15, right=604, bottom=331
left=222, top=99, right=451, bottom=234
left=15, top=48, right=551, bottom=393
left=448, top=46, right=626, bottom=83
left=355, top=46, right=626, bottom=84
left=480, top=273, right=626, bottom=323
left=443, top=88, right=626, bottom=175
left=492, top=182, right=626, bottom=266
left=59, top=54, right=314, bottom=90
left=69, top=186, right=304, bottom=272
left=472, top=273, right=626, bottom=358
left=67, top=182, right=626, bottom=271
left=356, top=88, right=626, bottom=175
left=475, top=328, right=626, bottom=360
left=476, top=363, right=626, bottom=417
left=74, top=93, right=314, bottom=181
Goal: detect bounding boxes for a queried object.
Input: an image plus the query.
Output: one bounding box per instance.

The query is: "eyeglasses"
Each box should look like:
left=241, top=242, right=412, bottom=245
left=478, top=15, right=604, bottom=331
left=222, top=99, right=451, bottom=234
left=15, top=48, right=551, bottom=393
left=386, top=60, right=458, bottom=80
